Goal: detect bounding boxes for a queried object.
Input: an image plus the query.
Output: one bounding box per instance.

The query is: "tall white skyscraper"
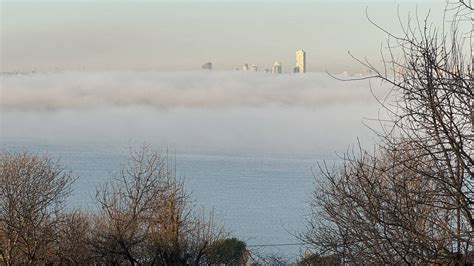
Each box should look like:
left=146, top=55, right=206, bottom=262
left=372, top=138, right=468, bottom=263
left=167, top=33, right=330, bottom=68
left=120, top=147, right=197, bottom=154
left=272, top=62, right=282, bottom=74
left=295, top=49, right=306, bottom=73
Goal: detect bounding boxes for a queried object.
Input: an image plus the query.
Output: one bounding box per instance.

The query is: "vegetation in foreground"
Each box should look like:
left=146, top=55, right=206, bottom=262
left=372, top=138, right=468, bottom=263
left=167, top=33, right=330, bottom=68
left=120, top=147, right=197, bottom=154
left=302, top=1, right=473, bottom=265
left=0, top=147, right=248, bottom=265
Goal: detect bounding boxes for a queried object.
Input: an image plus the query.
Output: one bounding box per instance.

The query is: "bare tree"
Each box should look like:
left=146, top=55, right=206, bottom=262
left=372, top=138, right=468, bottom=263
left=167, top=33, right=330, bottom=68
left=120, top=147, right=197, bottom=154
left=91, top=145, right=171, bottom=264
left=304, top=0, right=473, bottom=264
left=172, top=208, right=227, bottom=265
left=0, top=151, right=74, bottom=265
left=305, top=143, right=459, bottom=264
left=91, top=145, right=226, bottom=265
left=54, top=211, right=96, bottom=264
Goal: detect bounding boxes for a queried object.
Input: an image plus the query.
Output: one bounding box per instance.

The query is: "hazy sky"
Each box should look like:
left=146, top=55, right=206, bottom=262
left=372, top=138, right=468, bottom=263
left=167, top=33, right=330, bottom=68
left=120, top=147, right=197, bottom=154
left=1, top=0, right=447, bottom=73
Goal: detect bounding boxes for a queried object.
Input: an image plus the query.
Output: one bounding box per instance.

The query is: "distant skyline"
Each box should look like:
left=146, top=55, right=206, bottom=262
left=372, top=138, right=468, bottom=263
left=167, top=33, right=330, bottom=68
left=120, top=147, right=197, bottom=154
left=1, top=1, right=448, bottom=73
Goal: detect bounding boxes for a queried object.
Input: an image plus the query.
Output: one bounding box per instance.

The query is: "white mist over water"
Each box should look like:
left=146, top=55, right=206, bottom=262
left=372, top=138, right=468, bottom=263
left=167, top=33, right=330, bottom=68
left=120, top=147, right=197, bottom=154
left=0, top=71, right=386, bottom=259
left=1, top=71, right=386, bottom=154
left=1, top=71, right=382, bottom=111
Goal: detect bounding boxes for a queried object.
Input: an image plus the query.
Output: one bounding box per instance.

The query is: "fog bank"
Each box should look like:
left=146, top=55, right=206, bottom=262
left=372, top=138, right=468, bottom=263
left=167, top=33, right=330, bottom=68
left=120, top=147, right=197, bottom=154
left=1, top=71, right=384, bottom=111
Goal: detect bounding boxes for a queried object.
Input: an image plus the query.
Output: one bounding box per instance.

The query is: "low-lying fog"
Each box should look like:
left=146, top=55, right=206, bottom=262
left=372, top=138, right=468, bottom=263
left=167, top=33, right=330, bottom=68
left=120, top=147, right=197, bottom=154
left=1, top=71, right=386, bottom=155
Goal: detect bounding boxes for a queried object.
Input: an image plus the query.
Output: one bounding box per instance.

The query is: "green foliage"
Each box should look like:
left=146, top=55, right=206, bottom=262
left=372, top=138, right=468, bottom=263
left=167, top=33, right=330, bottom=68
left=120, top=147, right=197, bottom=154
left=205, top=237, right=246, bottom=265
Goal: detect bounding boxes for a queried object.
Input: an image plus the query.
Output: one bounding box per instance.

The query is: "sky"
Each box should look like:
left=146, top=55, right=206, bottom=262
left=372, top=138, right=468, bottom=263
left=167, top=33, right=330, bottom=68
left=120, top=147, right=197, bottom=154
left=1, top=0, right=447, bottom=73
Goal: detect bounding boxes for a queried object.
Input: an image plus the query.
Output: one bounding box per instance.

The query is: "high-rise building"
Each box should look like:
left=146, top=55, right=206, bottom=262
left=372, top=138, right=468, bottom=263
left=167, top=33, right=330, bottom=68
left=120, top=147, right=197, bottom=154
left=272, top=62, right=282, bottom=74
left=295, top=49, right=306, bottom=73
left=201, top=62, right=212, bottom=70
left=242, top=64, right=249, bottom=71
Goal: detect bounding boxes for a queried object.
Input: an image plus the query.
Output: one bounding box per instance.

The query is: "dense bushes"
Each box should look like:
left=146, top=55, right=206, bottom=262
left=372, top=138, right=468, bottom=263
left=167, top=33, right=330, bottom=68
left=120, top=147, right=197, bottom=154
left=205, top=238, right=247, bottom=265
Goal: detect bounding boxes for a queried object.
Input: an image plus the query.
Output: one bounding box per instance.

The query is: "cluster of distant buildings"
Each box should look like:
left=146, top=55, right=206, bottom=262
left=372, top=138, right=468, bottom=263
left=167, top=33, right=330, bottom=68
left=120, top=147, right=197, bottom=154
left=237, top=62, right=283, bottom=74
left=201, top=49, right=306, bottom=74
